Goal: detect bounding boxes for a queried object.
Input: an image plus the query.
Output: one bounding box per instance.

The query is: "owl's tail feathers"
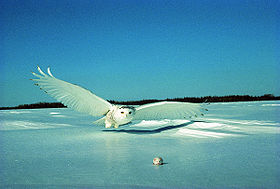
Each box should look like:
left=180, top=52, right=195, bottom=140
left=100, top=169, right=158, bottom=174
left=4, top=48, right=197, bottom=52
left=93, top=117, right=106, bottom=126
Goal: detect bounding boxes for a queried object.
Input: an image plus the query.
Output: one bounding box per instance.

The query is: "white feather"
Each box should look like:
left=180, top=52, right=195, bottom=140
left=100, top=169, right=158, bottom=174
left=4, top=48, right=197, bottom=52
left=134, top=101, right=205, bottom=120
left=32, top=66, right=112, bottom=117
left=47, top=67, right=54, bottom=77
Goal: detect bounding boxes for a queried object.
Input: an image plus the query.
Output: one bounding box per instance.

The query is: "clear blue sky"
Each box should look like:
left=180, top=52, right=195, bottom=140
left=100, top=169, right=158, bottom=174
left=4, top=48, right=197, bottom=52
left=1, top=0, right=279, bottom=107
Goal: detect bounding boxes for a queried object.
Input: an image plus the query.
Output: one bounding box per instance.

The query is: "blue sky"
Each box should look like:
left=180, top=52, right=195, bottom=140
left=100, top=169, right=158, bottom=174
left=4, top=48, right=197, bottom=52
left=1, top=0, right=279, bottom=107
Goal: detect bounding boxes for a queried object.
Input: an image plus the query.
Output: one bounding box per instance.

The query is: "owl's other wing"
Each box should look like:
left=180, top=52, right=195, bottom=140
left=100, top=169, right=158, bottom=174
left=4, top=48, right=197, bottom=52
left=133, top=101, right=206, bottom=120
left=31, top=66, right=112, bottom=117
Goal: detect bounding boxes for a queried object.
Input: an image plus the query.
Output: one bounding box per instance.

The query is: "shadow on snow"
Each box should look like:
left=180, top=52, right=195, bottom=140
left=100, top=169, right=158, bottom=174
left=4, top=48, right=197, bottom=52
left=102, top=121, right=199, bottom=134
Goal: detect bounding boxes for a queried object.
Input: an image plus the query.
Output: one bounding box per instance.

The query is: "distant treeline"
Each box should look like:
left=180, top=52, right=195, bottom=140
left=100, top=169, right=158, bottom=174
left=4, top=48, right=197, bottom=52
left=110, top=94, right=280, bottom=105
left=1, top=94, right=279, bottom=110
left=0, top=102, right=66, bottom=110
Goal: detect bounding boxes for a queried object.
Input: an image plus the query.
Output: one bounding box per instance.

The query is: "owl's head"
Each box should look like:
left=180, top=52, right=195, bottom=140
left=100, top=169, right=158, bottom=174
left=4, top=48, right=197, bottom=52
left=114, top=106, right=135, bottom=121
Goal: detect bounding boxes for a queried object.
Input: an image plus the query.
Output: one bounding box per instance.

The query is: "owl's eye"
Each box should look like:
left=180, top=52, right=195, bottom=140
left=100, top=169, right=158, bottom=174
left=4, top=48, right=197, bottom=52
left=121, top=111, right=124, bottom=114
left=129, top=112, right=132, bottom=114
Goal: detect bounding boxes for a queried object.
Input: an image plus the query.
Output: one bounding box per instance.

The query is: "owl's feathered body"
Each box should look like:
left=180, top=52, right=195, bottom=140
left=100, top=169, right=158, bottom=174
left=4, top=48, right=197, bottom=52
left=32, top=67, right=207, bottom=128
left=104, top=105, right=135, bottom=128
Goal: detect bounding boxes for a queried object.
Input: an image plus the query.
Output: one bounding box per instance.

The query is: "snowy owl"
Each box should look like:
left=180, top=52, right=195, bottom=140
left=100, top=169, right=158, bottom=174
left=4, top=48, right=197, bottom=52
left=32, top=66, right=207, bottom=128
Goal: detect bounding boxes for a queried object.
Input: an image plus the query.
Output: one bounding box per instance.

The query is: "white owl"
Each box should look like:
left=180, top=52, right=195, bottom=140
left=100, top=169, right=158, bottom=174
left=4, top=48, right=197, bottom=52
left=32, top=67, right=207, bottom=128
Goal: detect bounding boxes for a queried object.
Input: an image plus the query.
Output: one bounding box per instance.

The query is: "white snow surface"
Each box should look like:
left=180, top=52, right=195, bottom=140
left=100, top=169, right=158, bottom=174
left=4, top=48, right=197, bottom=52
left=0, top=101, right=279, bottom=188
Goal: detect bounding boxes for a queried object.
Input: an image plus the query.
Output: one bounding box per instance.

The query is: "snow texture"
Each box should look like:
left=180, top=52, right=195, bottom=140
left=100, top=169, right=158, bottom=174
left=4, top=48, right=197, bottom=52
left=0, top=101, right=279, bottom=188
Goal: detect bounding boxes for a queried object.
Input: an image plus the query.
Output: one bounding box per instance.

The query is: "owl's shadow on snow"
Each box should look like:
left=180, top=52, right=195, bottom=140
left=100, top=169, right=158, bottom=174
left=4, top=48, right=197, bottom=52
left=102, top=121, right=202, bottom=135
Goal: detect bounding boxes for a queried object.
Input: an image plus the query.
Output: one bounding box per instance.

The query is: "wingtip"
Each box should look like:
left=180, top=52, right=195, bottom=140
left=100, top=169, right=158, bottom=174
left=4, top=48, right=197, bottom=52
left=37, top=66, right=47, bottom=76
left=36, top=65, right=41, bottom=71
left=31, top=71, right=42, bottom=78
left=47, top=67, right=54, bottom=77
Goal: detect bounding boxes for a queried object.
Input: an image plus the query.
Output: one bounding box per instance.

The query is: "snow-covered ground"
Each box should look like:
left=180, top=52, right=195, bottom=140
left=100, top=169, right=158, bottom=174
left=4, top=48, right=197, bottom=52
left=0, top=101, right=279, bottom=188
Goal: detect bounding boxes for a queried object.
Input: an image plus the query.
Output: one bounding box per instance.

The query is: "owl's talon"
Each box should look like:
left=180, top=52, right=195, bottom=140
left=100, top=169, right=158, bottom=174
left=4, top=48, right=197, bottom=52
left=105, top=120, right=112, bottom=128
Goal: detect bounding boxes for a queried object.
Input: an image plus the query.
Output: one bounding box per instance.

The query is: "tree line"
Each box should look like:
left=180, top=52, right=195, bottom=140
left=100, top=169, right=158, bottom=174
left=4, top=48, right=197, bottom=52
left=1, top=94, right=279, bottom=110
left=109, top=94, right=280, bottom=105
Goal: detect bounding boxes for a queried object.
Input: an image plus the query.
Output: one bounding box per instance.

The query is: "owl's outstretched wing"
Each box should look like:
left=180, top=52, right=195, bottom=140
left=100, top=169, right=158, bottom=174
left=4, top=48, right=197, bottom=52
left=133, top=101, right=206, bottom=120
left=31, top=66, right=112, bottom=117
